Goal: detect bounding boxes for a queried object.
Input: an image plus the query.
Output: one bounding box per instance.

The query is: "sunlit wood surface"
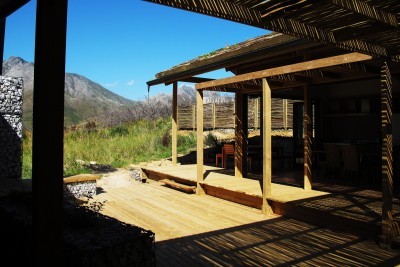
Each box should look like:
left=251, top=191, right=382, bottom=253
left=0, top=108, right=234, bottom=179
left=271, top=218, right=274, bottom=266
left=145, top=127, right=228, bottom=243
left=142, top=164, right=400, bottom=228
left=142, top=164, right=329, bottom=201
left=93, top=178, right=400, bottom=266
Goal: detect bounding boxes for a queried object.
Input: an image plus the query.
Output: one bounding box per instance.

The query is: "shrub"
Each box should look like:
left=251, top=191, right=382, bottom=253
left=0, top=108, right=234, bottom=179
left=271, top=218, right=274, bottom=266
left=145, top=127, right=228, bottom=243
left=204, top=132, right=218, bottom=148
left=108, top=125, right=129, bottom=137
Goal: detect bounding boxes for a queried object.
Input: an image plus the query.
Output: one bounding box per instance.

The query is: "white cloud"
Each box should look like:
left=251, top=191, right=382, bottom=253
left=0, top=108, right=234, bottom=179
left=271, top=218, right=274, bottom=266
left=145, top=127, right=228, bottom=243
left=126, top=80, right=135, bottom=86
left=104, top=81, right=119, bottom=87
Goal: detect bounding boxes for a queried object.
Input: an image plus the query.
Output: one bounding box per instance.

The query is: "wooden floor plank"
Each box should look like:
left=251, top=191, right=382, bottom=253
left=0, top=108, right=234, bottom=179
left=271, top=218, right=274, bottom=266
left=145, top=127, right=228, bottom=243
left=91, top=173, right=400, bottom=266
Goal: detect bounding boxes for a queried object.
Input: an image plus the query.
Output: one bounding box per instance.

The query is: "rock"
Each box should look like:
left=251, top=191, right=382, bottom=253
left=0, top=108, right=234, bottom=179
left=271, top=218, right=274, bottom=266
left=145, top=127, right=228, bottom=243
left=76, top=159, right=85, bottom=165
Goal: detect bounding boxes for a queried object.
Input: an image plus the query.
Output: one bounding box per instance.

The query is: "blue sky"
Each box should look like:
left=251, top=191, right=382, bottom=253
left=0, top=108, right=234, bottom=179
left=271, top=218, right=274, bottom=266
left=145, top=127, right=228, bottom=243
left=4, top=0, right=267, bottom=101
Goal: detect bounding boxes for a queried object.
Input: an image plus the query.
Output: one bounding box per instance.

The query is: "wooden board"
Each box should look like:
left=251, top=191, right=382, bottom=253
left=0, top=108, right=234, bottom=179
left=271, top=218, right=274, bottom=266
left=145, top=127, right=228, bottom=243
left=159, top=179, right=196, bottom=194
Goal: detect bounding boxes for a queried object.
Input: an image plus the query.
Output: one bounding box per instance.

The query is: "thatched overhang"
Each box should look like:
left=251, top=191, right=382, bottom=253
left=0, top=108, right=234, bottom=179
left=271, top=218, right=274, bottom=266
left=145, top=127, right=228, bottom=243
left=148, top=31, right=399, bottom=98
left=147, top=32, right=314, bottom=86
left=144, top=0, right=400, bottom=62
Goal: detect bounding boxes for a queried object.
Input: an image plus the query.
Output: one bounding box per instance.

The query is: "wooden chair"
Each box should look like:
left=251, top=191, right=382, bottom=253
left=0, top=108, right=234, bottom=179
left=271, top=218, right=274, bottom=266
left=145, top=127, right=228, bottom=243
left=216, top=144, right=235, bottom=168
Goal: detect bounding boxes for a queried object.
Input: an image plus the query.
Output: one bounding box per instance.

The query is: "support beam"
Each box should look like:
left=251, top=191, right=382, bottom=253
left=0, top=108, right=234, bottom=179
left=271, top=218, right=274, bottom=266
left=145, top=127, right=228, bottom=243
left=172, top=82, right=178, bottom=166
left=243, top=94, right=249, bottom=175
left=196, top=89, right=205, bottom=195
left=0, top=18, right=5, bottom=76
left=32, top=0, right=68, bottom=264
left=380, top=61, right=398, bottom=247
left=262, top=78, right=273, bottom=214
left=303, top=84, right=312, bottom=190
left=196, top=53, right=372, bottom=90
left=164, top=76, right=214, bottom=85
left=234, top=91, right=247, bottom=178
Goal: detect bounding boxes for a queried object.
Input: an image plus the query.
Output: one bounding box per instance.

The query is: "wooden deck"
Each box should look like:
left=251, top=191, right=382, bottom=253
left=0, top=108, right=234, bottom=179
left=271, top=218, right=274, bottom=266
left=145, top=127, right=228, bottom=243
left=92, top=178, right=400, bottom=266
left=141, top=164, right=400, bottom=238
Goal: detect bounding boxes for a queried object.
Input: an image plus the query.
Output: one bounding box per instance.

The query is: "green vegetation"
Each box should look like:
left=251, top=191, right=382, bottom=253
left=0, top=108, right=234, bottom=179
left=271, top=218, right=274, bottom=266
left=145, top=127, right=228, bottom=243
left=22, top=117, right=197, bottom=178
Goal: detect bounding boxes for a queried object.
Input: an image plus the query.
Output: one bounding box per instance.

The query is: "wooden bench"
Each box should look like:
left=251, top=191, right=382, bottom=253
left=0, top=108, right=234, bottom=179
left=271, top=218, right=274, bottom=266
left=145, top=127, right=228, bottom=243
left=63, top=174, right=101, bottom=199
left=159, top=179, right=196, bottom=194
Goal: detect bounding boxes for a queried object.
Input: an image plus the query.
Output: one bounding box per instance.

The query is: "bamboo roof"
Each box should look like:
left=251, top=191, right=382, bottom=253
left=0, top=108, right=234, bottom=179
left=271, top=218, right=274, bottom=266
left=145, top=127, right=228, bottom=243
left=148, top=32, right=317, bottom=86
left=147, top=29, right=393, bottom=94
left=145, top=0, right=400, bottom=62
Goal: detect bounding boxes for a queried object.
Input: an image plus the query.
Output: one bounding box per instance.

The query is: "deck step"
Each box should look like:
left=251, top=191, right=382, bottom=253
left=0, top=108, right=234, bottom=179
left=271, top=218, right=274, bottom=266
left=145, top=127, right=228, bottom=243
left=159, top=179, right=196, bottom=194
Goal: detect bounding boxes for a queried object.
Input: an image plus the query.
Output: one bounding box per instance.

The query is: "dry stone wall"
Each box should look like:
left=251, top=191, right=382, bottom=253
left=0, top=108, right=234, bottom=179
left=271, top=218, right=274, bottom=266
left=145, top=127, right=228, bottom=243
left=0, top=76, right=23, bottom=179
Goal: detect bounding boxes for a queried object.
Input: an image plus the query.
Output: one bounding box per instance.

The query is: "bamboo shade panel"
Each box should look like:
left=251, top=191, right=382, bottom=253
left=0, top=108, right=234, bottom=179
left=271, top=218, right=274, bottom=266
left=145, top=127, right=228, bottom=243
left=178, top=98, right=295, bottom=130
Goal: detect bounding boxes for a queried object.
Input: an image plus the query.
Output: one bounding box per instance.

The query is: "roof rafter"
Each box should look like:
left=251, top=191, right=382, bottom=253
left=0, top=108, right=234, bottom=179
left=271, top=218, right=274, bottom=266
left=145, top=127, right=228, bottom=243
left=164, top=76, right=214, bottom=85
left=196, top=52, right=372, bottom=90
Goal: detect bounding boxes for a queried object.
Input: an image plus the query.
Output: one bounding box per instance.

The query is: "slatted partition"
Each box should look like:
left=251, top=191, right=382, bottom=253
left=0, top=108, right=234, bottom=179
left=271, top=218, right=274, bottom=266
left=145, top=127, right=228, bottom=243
left=178, top=98, right=295, bottom=130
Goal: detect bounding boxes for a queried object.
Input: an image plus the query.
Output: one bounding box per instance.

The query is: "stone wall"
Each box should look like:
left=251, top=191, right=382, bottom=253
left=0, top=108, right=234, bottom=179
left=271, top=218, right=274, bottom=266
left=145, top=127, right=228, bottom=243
left=0, top=76, right=23, bottom=179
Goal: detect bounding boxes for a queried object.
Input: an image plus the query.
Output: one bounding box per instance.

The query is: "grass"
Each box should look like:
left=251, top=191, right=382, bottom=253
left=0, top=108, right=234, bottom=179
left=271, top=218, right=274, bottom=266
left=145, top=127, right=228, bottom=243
left=22, top=117, right=197, bottom=178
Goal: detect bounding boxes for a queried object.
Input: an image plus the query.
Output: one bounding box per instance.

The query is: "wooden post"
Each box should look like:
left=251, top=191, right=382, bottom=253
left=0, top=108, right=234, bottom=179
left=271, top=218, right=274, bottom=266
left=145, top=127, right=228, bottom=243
left=196, top=89, right=205, bottom=195
left=32, top=0, right=68, bottom=265
left=262, top=78, right=273, bottom=214
left=243, top=94, right=249, bottom=175
left=260, top=95, right=263, bottom=141
left=380, top=61, right=397, bottom=247
left=172, top=82, right=178, bottom=166
left=235, top=91, right=247, bottom=178
left=0, top=18, right=5, bottom=75
left=304, top=84, right=312, bottom=190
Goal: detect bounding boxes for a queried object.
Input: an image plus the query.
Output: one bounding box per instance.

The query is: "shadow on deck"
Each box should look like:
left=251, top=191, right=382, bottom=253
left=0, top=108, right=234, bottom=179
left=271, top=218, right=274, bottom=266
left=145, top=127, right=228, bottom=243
left=156, top=216, right=400, bottom=266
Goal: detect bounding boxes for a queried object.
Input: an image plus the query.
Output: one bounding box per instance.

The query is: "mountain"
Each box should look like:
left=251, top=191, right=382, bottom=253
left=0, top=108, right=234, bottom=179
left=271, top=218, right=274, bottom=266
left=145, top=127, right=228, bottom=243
left=2, top=56, right=136, bottom=128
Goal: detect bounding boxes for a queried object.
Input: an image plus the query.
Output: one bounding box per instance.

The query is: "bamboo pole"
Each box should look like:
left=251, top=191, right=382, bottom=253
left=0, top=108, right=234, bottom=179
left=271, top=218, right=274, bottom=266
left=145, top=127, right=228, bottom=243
left=262, top=78, right=272, bottom=214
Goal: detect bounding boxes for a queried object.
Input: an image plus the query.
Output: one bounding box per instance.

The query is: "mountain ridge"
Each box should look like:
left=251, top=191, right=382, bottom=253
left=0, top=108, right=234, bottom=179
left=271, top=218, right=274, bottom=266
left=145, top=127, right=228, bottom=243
left=2, top=56, right=136, bottom=127
left=2, top=56, right=231, bottom=128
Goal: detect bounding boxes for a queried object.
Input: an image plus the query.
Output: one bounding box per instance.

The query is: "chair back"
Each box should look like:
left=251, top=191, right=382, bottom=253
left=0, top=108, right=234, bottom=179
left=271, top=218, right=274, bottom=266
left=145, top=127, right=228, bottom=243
left=223, top=144, right=235, bottom=155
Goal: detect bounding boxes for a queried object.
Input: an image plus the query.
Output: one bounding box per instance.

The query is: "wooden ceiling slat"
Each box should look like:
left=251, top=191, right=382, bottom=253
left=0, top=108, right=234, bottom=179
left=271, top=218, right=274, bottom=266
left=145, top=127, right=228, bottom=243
left=144, top=0, right=263, bottom=26
left=329, top=0, right=398, bottom=27
left=145, top=0, right=400, bottom=62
